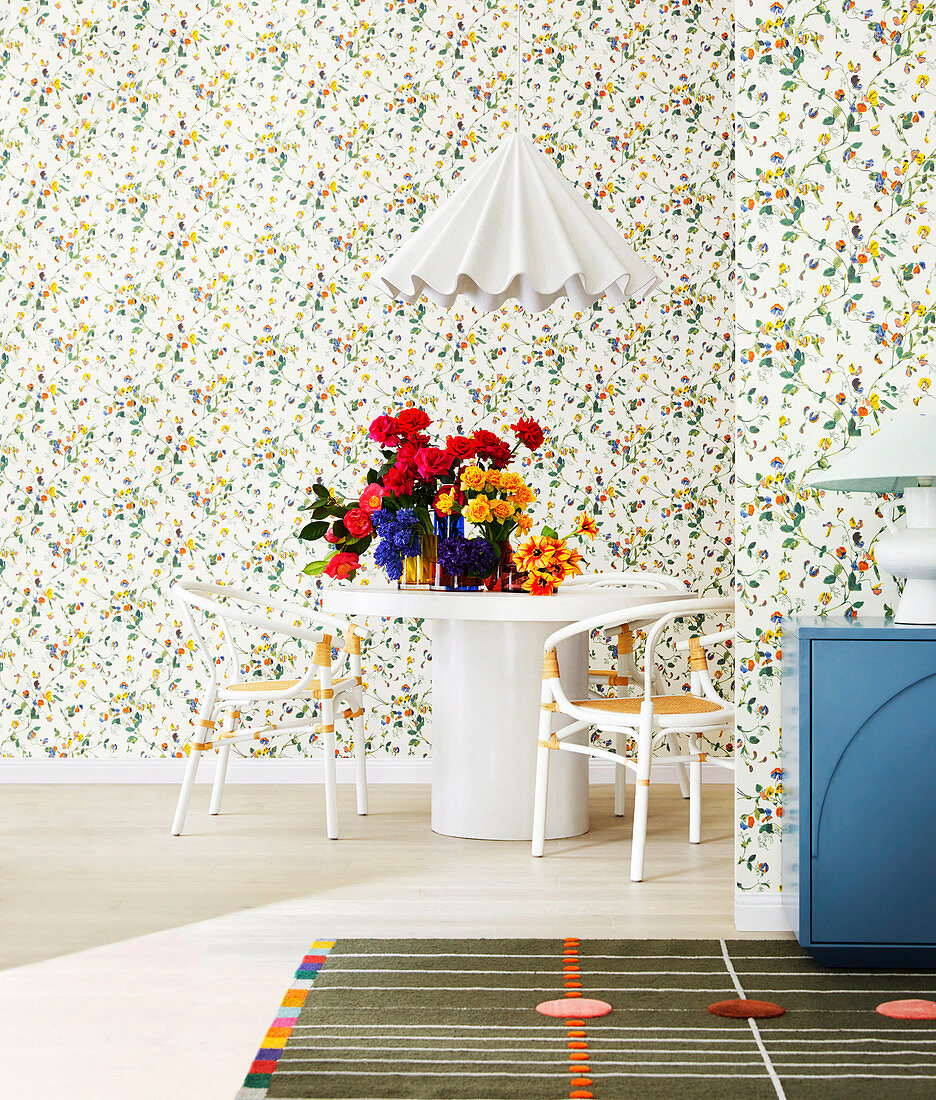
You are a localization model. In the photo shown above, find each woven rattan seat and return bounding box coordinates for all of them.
[570,694,723,715]
[226,678,301,692]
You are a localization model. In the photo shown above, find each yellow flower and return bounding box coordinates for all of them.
[484,469,502,491]
[515,513,533,534]
[460,465,487,491]
[499,471,522,492]
[490,499,513,521]
[512,483,535,507]
[435,491,456,516]
[464,496,493,524]
[574,513,599,540]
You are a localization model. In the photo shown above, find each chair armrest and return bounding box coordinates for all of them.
[544,596,733,652]
[675,627,735,652]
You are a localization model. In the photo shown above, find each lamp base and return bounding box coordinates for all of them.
[894,579,936,625]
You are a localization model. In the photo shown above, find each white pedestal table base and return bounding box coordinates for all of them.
[429,618,588,840]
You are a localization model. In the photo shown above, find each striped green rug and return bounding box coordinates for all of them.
[237,938,936,1100]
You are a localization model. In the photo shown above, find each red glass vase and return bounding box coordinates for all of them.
[484,541,527,592]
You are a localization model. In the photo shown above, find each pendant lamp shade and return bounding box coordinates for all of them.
[376,134,661,312]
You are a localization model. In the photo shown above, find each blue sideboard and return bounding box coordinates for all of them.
[782,617,936,967]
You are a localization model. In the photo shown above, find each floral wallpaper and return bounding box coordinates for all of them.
[0,0,732,764]
[736,0,936,892]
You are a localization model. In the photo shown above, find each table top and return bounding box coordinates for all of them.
[322,585,692,623]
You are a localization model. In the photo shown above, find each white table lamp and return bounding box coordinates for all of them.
[810,415,936,624]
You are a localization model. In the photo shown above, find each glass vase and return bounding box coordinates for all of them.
[484,540,527,592]
[434,516,480,591]
[399,532,438,589]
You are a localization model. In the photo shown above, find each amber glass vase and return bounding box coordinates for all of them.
[399,532,438,588]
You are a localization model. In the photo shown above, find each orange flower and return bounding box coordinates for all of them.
[464,495,492,523]
[575,513,598,540]
[490,499,514,521]
[513,536,559,574]
[512,483,535,507]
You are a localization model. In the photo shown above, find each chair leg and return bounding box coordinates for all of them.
[323,729,339,839]
[614,732,627,817]
[689,736,702,844]
[629,703,654,882]
[531,699,555,857]
[531,742,552,857]
[171,695,216,836]
[667,732,690,798]
[352,706,368,816]
[209,708,238,816]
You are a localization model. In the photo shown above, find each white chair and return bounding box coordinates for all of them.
[531,596,734,881]
[170,581,370,839]
[564,570,690,809]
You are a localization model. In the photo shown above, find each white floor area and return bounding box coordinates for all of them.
[0,783,777,1099]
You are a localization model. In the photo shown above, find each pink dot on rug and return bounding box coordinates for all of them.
[876,999,936,1020]
[536,998,612,1019]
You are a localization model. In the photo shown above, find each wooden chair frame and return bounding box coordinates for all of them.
[531,596,735,881]
[170,581,371,839]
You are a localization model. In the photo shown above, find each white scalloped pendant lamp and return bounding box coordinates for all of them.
[377,133,660,313]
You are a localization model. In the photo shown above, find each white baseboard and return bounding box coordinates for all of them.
[0,758,734,785]
[734,892,792,933]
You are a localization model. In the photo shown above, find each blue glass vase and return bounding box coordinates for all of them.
[434,515,480,591]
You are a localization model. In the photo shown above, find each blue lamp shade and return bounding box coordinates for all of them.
[809,415,936,493]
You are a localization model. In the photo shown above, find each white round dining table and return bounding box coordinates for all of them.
[322,586,688,841]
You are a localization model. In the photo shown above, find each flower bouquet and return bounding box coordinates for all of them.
[512,513,598,595]
[297,406,547,589]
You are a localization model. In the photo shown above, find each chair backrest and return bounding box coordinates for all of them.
[563,570,686,593]
[544,596,734,708]
[173,581,359,687]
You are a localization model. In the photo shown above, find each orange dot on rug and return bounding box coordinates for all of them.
[708,998,785,1019]
[876,999,936,1020]
[536,998,612,1018]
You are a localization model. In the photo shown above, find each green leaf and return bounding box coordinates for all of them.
[297,520,329,542]
[302,560,329,576]
[541,525,559,539]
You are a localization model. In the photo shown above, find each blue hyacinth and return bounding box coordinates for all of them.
[372,508,423,580]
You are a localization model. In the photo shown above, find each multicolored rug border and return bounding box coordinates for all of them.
[237,939,335,1099]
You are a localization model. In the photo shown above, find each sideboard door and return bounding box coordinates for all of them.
[810,640,936,945]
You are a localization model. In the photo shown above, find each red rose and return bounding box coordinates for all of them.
[445,434,476,463]
[344,508,374,538]
[395,441,419,472]
[369,415,402,448]
[358,483,386,515]
[382,465,414,496]
[395,407,431,439]
[472,429,512,469]
[324,525,342,544]
[415,446,454,480]
[510,416,545,451]
[324,551,360,580]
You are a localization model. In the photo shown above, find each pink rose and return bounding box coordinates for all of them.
[344,508,373,538]
[324,525,342,544]
[415,446,454,480]
[324,551,360,580]
[369,414,402,448]
[358,484,386,515]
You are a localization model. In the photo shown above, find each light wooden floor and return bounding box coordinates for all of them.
[1,781,775,970]
[0,783,788,1100]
